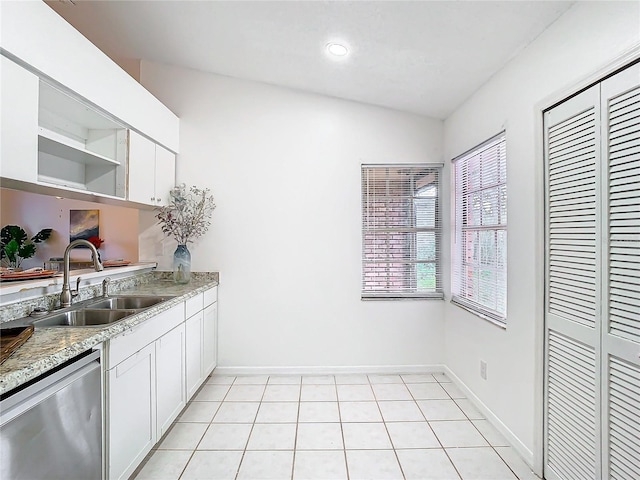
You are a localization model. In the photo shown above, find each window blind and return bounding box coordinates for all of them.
[361,164,443,299]
[452,132,507,322]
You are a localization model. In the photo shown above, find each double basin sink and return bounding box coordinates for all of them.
[29,295,175,328]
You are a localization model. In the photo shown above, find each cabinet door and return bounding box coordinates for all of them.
[108,343,156,480]
[185,312,203,399]
[0,55,38,183]
[156,324,186,438]
[154,144,176,206]
[127,130,156,205]
[203,302,218,377]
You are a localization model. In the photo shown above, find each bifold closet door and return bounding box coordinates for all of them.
[544,85,602,480]
[544,61,640,480]
[600,62,640,480]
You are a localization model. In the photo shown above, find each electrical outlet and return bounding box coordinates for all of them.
[480,360,487,380]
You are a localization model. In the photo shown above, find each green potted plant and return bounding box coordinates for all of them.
[0,225,53,269]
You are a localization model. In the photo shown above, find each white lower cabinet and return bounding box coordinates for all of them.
[107,343,156,480]
[185,287,219,398]
[106,304,183,480]
[156,324,186,438]
[203,302,218,376]
[105,287,218,479]
[185,311,203,399]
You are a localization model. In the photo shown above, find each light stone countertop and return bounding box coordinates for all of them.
[0,274,218,396]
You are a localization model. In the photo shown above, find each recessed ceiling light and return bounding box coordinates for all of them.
[326,43,348,57]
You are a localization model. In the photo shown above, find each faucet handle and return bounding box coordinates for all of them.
[102,277,111,297]
[72,277,81,299]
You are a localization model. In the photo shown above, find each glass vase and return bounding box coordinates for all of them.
[173,244,191,284]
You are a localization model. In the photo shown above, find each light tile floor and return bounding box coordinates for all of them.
[132,373,540,480]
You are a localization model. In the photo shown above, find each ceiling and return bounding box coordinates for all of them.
[47,0,574,119]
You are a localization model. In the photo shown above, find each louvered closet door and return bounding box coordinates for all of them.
[544,85,602,480]
[544,61,640,480]
[601,62,640,480]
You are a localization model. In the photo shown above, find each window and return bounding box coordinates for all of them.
[361,164,443,299]
[452,132,507,323]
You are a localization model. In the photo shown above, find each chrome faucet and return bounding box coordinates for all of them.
[60,239,104,308]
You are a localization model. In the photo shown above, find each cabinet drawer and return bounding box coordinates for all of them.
[204,286,218,307]
[185,293,203,319]
[108,303,184,369]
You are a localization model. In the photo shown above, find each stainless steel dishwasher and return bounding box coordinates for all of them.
[0,349,102,480]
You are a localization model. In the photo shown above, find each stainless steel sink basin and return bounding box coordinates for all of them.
[32,309,138,327]
[87,295,174,310]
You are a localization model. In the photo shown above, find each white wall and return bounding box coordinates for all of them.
[140,62,446,369]
[0,188,139,268]
[442,0,640,467]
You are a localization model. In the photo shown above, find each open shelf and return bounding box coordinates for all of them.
[38,127,121,167]
[35,80,128,199]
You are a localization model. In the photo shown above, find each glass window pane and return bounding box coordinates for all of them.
[452,132,506,320]
[479,269,497,310]
[415,198,436,228]
[497,230,506,269]
[468,157,481,190]
[496,273,507,315]
[417,263,436,291]
[468,193,482,226]
[361,164,442,297]
[416,232,436,261]
[480,230,496,267]
[500,185,507,224]
[481,187,499,226]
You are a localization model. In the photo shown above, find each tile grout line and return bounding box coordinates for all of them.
[411,373,464,480]
[379,374,409,480]
[233,376,267,480]
[289,378,303,480]
[334,376,351,480]
[176,374,232,480]
[435,373,519,480]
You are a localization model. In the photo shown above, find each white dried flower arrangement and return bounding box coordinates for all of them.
[156,184,216,245]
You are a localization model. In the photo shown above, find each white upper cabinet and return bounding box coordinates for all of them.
[0,1,179,153]
[127,131,156,205]
[0,56,38,184]
[154,144,176,206]
[37,82,128,198]
[128,131,176,206]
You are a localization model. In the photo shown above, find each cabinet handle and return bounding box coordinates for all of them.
[150,197,155,201]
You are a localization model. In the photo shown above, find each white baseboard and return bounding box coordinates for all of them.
[213,364,446,376]
[443,366,535,467]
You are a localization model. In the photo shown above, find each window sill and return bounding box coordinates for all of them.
[362,293,444,301]
[450,298,506,329]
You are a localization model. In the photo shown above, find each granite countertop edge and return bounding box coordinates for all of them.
[0,277,218,396]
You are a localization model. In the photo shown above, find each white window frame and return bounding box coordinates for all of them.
[452,132,507,324]
[361,164,443,300]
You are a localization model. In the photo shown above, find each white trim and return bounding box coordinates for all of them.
[538,45,640,114]
[361,162,445,168]
[532,91,546,479]
[213,364,446,376]
[443,365,535,468]
[450,297,506,329]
